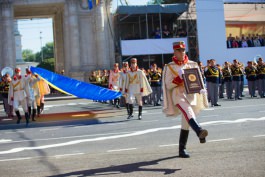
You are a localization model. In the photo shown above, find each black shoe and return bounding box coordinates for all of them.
[253,95,257,97]
[198,129,208,143]
[213,104,221,106]
[238,97,242,100]
[127,115,133,119]
[155,103,161,106]
[138,115,142,120]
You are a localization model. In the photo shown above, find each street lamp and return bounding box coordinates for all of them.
[40,31,44,62]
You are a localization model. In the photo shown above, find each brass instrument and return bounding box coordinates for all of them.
[1,67,13,77]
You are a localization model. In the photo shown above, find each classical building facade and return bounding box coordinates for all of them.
[0,0,115,81]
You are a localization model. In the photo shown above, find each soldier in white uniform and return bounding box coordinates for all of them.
[8,67,30,125]
[163,41,208,158]
[109,63,121,108]
[125,58,152,120]
[25,68,40,121]
[119,62,130,114]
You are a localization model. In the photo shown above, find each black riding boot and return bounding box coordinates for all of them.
[40,103,44,113]
[127,104,133,119]
[126,103,130,115]
[37,105,41,116]
[32,109,36,121]
[179,129,190,158]
[15,110,22,124]
[28,106,31,118]
[189,118,208,143]
[25,112,30,126]
[138,106,142,120]
[115,98,120,108]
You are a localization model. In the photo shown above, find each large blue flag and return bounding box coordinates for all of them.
[30,66,121,101]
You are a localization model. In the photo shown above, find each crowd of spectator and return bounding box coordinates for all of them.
[227,33,265,48]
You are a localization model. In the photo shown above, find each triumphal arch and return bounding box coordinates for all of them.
[0,0,115,81]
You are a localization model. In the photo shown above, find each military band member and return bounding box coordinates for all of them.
[0,72,13,118]
[231,59,243,100]
[222,61,233,99]
[8,67,30,125]
[89,71,98,84]
[101,69,109,89]
[245,61,257,98]
[204,59,221,106]
[125,58,152,120]
[119,62,130,114]
[109,63,121,108]
[256,58,265,98]
[163,41,208,158]
[149,63,162,106]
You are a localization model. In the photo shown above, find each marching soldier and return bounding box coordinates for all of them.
[125,58,152,120]
[8,67,30,126]
[149,63,162,106]
[0,71,13,118]
[109,63,121,108]
[222,61,233,99]
[119,62,130,114]
[163,41,208,158]
[25,68,40,121]
[245,61,257,98]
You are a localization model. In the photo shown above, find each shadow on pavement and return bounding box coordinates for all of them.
[48,155,181,176]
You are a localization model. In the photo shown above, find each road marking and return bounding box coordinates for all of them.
[106,123,127,126]
[208,138,234,142]
[253,134,265,138]
[141,120,159,123]
[0,117,264,155]
[5,131,25,134]
[1,118,13,121]
[0,157,32,162]
[54,153,84,158]
[0,139,12,143]
[159,144,178,147]
[40,128,60,132]
[107,148,137,153]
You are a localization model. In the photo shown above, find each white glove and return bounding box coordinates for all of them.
[200,89,207,94]
[178,68,184,79]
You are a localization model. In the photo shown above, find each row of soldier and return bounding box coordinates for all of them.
[201,57,265,107]
[0,67,50,126]
[88,61,163,109]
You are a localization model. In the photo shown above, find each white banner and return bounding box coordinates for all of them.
[121,38,188,56]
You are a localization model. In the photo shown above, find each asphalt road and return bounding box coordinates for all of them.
[0,96,264,177]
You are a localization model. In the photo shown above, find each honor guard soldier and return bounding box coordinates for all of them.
[163,41,208,158]
[256,58,265,98]
[25,68,40,121]
[109,63,121,108]
[125,58,152,120]
[119,62,130,114]
[8,67,30,126]
[149,63,162,106]
[222,61,233,99]
[245,61,257,98]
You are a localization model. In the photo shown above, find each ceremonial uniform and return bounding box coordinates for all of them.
[8,67,30,125]
[231,60,243,100]
[125,58,152,120]
[25,68,40,121]
[37,79,50,116]
[204,60,221,106]
[222,62,233,99]
[149,64,162,106]
[0,73,13,117]
[245,61,257,97]
[109,63,121,108]
[257,59,265,98]
[163,41,208,158]
[119,62,130,114]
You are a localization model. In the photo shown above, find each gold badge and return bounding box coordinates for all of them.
[188,74,196,82]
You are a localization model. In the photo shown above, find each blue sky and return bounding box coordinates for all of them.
[17,0,149,53]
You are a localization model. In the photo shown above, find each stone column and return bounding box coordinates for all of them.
[64,0,81,73]
[95,1,109,69]
[54,6,65,73]
[0,0,16,68]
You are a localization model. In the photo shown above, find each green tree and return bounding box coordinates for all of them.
[37,58,55,72]
[35,42,54,62]
[22,49,35,62]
